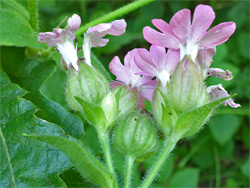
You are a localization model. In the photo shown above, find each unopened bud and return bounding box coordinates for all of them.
[100,92,117,125]
[66,63,110,111]
[113,112,158,160]
[170,56,210,112]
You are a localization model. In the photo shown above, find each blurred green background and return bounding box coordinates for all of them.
[16,0,250,187]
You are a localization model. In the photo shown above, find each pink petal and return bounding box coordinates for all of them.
[109,56,130,85]
[207,84,240,108]
[207,68,233,81]
[90,38,109,47]
[191,4,215,41]
[199,22,236,48]
[140,79,157,102]
[169,9,191,40]
[143,26,180,49]
[124,49,142,79]
[67,14,81,31]
[134,48,157,76]
[110,81,123,89]
[107,19,127,36]
[197,48,216,69]
[149,45,167,70]
[38,32,58,47]
[164,49,180,74]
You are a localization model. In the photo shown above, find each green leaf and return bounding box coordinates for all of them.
[241,158,250,179]
[208,114,241,145]
[175,96,231,138]
[0,70,71,187]
[169,168,200,188]
[75,97,106,128]
[1,47,84,138]
[25,135,114,188]
[0,0,45,48]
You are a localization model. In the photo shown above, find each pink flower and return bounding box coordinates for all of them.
[39,14,81,71]
[207,84,240,108]
[143,4,236,61]
[197,48,233,80]
[109,49,156,108]
[83,19,127,66]
[134,45,179,87]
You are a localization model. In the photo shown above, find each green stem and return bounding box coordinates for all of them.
[98,131,118,188]
[178,135,210,169]
[0,128,17,188]
[213,144,221,188]
[27,0,39,32]
[140,136,179,188]
[76,0,155,36]
[125,155,135,188]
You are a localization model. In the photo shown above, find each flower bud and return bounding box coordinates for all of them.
[113,112,158,160]
[100,92,117,125]
[170,56,210,112]
[112,85,137,119]
[66,63,110,111]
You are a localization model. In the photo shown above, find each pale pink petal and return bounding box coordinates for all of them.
[90,38,109,47]
[67,14,81,31]
[169,9,191,40]
[109,56,130,85]
[191,4,215,41]
[207,84,240,108]
[134,48,157,76]
[143,26,180,49]
[207,68,233,80]
[149,45,167,70]
[124,49,142,79]
[199,22,236,48]
[107,19,127,36]
[140,79,157,102]
[86,23,111,37]
[197,48,216,69]
[164,49,180,74]
[38,32,58,47]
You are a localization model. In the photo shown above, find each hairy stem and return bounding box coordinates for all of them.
[140,136,179,188]
[125,155,135,188]
[76,0,155,36]
[27,0,39,32]
[98,132,118,188]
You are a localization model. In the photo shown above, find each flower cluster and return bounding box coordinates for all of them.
[110,4,240,109]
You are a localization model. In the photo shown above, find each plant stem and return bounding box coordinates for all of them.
[140,136,179,188]
[27,0,39,32]
[98,132,118,188]
[76,0,155,36]
[213,145,221,188]
[125,155,135,188]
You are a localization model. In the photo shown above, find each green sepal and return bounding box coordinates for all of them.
[154,87,177,136]
[24,135,114,188]
[75,97,107,131]
[174,96,233,138]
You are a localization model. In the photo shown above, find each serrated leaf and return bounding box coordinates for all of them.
[0,0,45,48]
[0,70,70,187]
[1,47,84,138]
[169,168,200,187]
[25,135,115,187]
[208,115,241,145]
[75,97,106,127]
[175,96,231,138]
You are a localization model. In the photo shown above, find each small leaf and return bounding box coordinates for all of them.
[208,114,241,145]
[0,70,70,187]
[0,0,45,48]
[75,97,106,128]
[175,96,231,137]
[169,168,200,187]
[25,135,115,187]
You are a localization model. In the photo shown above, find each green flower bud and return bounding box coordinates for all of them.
[100,92,117,125]
[170,56,210,112]
[112,86,137,119]
[66,63,110,111]
[113,112,158,160]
